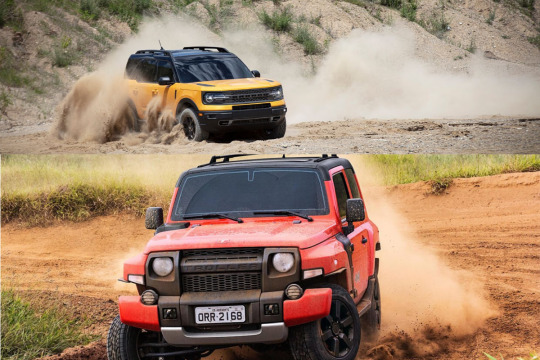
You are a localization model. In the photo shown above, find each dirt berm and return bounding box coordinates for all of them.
[2,172,539,359]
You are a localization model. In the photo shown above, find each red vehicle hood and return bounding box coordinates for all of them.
[143,219,339,254]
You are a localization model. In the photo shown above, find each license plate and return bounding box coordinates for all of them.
[195,305,245,324]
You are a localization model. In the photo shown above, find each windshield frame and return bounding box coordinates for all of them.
[173,54,254,83]
[170,168,330,221]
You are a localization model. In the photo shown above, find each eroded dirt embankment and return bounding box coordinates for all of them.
[2,172,539,360]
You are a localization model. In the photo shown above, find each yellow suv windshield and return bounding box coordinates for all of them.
[173,54,253,83]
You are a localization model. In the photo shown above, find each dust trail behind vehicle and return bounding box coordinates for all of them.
[53,15,540,143]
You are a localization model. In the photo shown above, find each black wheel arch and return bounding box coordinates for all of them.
[175,98,199,116]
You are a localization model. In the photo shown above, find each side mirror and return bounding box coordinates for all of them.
[251,70,260,78]
[158,76,172,85]
[346,199,365,223]
[145,207,164,230]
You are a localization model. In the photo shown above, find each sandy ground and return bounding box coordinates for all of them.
[2,172,539,359]
[1,117,539,154]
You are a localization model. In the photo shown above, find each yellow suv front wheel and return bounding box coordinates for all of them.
[177,108,209,142]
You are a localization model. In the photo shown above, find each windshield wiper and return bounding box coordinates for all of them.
[183,213,243,223]
[253,210,313,222]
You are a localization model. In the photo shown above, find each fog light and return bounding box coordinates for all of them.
[141,290,158,305]
[264,303,279,315]
[285,284,303,300]
[163,308,177,319]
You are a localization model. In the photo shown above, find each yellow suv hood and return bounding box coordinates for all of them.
[195,78,281,91]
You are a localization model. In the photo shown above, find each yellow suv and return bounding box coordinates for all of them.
[124,46,287,141]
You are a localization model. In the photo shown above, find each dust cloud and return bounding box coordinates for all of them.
[352,158,497,356]
[54,14,540,142]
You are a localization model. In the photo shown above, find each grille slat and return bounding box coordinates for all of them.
[182,273,261,292]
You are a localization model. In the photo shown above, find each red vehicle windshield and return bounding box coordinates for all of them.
[171,168,329,220]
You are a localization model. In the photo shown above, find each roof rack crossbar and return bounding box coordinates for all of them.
[198,154,254,167]
[135,50,171,56]
[314,154,338,162]
[183,46,230,53]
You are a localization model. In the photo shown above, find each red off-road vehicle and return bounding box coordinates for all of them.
[107,155,381,360]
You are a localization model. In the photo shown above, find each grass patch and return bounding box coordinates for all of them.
[0,89,12,115]
[400,0,417,21]
[528,34,540,50]
[1,289,96,360]
[365,154,540,186]
[2,183,157,225]
[486,9,496,25]
[465,38,477,53]
[0,47,33,87]
[293,25,322,55]
[259,7,294,32]
[485,352,538,360]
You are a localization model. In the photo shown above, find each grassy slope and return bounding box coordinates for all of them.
[1,289,96,360]
[2,154,539,225]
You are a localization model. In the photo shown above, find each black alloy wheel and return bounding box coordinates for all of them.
[320,298,356,357]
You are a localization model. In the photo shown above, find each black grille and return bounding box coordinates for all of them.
[182,273,261,292]
[217,87,280,104]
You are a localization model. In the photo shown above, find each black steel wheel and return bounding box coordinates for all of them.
[177,108,208,142]
[289,285,361,360]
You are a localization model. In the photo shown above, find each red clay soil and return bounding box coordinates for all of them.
[2,172,539,360]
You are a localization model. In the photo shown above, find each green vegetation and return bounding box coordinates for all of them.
[293,25,322,55]
[365,154,540,186]
[0,47,32,88]
[484,352,538,360]
[486,9,496,25]
[0,90,12,116]
[528,34,540,50]
[466,38,477,53]
[1,289,96,360]
[400,0,417,21]
[259,7,294,32]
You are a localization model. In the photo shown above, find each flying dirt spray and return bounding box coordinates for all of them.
[53,14,540,143]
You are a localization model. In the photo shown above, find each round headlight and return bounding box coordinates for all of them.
[204,93,214,103]
[152,257,174,277]
[272,253,294,273]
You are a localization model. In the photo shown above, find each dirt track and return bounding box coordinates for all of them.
[2,172,539,359]
[1,117,539,154]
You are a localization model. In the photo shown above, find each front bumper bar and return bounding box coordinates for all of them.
[161,322,288,346]
[199,105,286,133]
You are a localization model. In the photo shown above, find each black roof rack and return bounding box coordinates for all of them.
[198,154,254,167]
[198,154,339,168]
[183,46,230,53]
[314,154,338,162]
[135,50,171,56]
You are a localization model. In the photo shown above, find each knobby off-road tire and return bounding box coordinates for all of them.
[178,108,209,142]
[362,274,381,341]
[263,118,286,139]
[107,315,142,360]
[289,284,361,360]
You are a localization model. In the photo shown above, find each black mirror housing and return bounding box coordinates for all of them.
[251,70,260,78]
[145,207,164,229]
[346,199,365,223]
[158,76,172,85]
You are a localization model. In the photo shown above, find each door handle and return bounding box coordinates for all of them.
[361,237,368,244]
[152,89,159,95]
